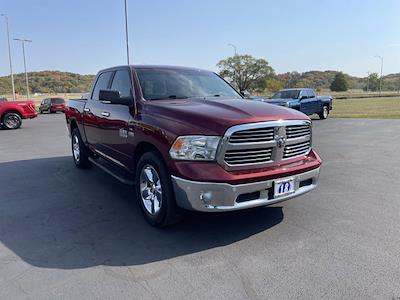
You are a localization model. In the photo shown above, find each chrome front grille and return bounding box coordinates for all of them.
[218,120,312,170]
[229,127,275,144]
[224,148,273,165]
[286,125,311,139]
[283,141,311,159]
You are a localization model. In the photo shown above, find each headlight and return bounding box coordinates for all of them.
[169,136,221,161]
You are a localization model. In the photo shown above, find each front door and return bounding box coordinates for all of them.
[299,90,314,115]
[96,69,135,168]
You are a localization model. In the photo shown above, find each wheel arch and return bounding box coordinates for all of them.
[69,118,78,133]
[1,110,22,122]
[133,142,165,171]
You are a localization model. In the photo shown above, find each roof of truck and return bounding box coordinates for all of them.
[99,65,211,73]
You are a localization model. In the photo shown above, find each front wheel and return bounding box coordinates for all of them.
[2,113,22,129]
[71,128,91,168]
[319,106,329,119]
[135,152,181,227]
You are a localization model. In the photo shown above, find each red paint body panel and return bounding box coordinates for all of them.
[65,65,322,184]
[0,100,37,119]
[170,149,321,184]
[51,103,66,112]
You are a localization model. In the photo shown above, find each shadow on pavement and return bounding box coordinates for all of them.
[0,156,283,269]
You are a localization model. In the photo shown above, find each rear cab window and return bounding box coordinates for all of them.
[51,98,65,104]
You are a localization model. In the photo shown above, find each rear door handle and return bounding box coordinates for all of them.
[83,107,91,113]
[101,112,110,117]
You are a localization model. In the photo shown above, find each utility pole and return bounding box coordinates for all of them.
[124,0,130,65]
[366,71,370,92]
[1,14,16,101]
[375,55,384,96]
[227,43,237,56]
[14,38,32,99]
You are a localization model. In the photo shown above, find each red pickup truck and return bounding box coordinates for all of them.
[65,65,321,227]
[0,99,37,129]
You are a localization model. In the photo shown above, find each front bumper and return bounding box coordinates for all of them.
[51,107,65,112]
[23,112,38,119]
[171,167,320,212]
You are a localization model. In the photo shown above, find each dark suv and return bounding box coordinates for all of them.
[39,98,66,114]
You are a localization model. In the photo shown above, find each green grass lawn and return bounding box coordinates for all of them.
[331,97,400,119]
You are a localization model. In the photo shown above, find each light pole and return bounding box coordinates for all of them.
[227,43,237,56]
[1,14,16,101]
[366,71,370,92]
[14,38,32,99]
[375,55,383,96]
[124,0,130,65]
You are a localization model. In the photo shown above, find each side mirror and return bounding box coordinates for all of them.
[300,95,308,100]
[99,89,132,106]
[240,90,251,98]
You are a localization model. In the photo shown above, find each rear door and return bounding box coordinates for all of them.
[83,71,113,147]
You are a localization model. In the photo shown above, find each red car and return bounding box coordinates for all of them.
[39,98,66,113]
[0,99,37,129]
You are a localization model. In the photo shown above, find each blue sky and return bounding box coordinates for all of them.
[1,0,399,77]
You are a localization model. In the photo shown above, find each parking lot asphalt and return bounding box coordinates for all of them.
[1,114,400,299]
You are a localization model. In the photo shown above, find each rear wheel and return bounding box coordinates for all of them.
[135,152,181,227]
[2,113,22,129]
[71,128,91,168]
[319,106,329,119]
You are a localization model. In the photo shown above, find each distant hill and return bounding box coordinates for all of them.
[0,71,95,95]
[277,70,400,91]
[0,70,399,95]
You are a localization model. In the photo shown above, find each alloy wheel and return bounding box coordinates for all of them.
[140,165,162,215]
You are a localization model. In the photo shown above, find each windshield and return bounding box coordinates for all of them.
[271,90,300,99]
[135,68,242,100]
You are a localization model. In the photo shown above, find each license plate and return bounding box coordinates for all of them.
[274,178,296,197]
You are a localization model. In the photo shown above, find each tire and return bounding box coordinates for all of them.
[319,106,329,119]
[2,112,22,129]
[135,151,181,227]
[71,128,91,168]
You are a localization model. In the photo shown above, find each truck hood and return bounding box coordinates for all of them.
[144,98,308,136]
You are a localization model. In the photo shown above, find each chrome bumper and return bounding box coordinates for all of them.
[171,167,320,212]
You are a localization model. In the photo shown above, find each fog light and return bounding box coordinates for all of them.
[200,191,212,203]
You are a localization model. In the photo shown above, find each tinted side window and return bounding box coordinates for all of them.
[92,72,113,100]
[307,90,316,98]
[299,90,308,99]
[110,70,132,99]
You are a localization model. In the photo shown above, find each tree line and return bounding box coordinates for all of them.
[217,55,400,93]
[0,71,95,95]
[1,55,399,95]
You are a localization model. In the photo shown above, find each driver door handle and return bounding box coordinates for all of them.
[101,112,110,117]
